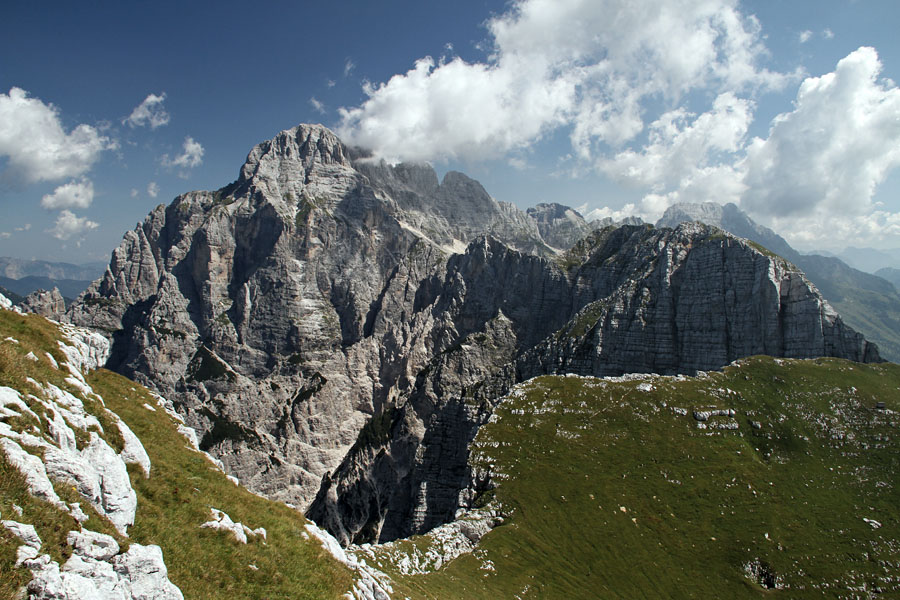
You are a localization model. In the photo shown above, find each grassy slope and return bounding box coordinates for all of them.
[0,309,353,599]
[379,356,900,599]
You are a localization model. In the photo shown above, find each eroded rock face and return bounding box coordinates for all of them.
[66,124,880,546]
[66,125,555,507]
[307,223,879,545]
[18,288,66,320]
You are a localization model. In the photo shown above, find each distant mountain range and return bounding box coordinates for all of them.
[833,246,900,273]
[0,275,95,302]
[657,202,900,362]
[0,257,106,280]
[0,257,105,303]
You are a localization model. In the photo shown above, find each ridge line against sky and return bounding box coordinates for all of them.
[1,0,899,262]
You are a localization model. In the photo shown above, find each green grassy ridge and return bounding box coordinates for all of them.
[381,356,900,599]
[0,309,354,599]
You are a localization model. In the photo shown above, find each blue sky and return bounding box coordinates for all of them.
[2,0,900,263]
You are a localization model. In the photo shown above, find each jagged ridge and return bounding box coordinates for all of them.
[64,124,880,549]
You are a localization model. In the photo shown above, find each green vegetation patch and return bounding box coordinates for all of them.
[385,356,900,599]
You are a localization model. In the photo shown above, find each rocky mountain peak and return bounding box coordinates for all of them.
[66,123,882,543]
[526,202,590,249]
[657,201,796,260]
[235,123,358,216]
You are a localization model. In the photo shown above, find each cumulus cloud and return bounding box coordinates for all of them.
[799,30,813,44]
[147,181,159,198]
[162,136,204,170]
[47,209,98,241]
[338,0,786,163]
[310,97,326,114]
[123,93,170,129]
[599,92,752,195]
[581,47,900,247]
[741,47,900,219]
[40,177,94,210]
[0,87,112,183]
[344,59,355,77]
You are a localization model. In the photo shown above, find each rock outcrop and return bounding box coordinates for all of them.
[18,287,66,320]
[66,124,881,548]
[9,526,183,600]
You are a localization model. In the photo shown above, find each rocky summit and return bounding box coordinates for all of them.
[66,124,879,548]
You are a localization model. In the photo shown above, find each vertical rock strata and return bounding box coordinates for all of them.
[67,124,879,546]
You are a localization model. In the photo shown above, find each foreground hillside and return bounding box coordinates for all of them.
[0,304,379,599]
[359,357,900,598]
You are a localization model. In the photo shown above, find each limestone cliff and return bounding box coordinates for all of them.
[67,124,880,547]
[307,223,878,545]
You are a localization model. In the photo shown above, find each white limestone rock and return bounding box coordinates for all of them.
[0,437,65,508]
[305,522,393,600]
[81,434,137,535]
[67,529,120,561]
[111,544,183,600]
[2,519,43,566]
[111,412,151,478]
[200,508,265,544]
[24,536,183,600]
[58,323,111,374]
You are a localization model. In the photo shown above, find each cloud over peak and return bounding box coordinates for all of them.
[742,47,900,219]
[0,87,112,183]
[162,136,204,170]
[47,209,98,241]
[40,177,95,210]
[337,0,785,163]
[124,93,170,129]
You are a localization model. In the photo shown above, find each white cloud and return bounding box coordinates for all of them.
[40,177,94,210]
[338,0,786,163]
[130,188,139,198]
[741,47,900,220]
[123,93,170,129]
[162,136,204,170]
[799,30,813,44]
[344,58,355,77]
[0,232,10,239]
[599,93,752,194]
[310,97,326,114]
[582,47,900,248]
[823,28,834,40]
[0,87,112,183]
[47,209,98,241]
[147,181,159,198]
[14,224,30,232]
